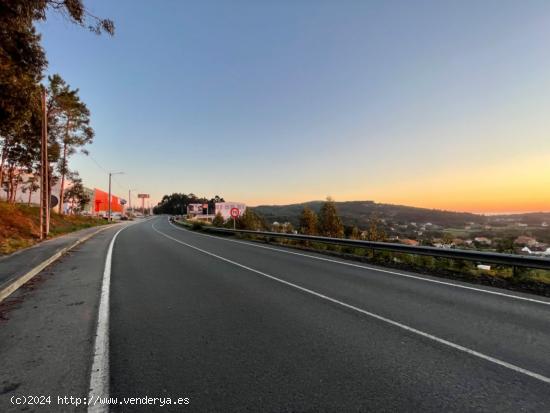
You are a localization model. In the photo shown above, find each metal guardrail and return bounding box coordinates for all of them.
[203,227,550,270]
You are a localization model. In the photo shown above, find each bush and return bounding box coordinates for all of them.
[212,212,225,227]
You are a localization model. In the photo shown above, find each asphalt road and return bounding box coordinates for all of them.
[106,216,550,412]
[0,224,125,413]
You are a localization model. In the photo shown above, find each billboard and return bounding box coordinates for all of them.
[215,202,246,220]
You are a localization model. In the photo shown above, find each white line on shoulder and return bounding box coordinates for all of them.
[88,222,136,413]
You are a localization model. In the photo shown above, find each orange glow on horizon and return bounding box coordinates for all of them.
[244,154,550,214]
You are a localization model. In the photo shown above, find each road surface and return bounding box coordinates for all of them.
[109,216,550,411]
[1,215,550,412]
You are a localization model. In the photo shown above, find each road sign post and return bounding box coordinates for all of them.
[230,207,240,230]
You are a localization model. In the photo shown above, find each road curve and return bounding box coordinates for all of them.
[108,216,550,412]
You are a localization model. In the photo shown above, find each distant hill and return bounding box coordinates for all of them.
[252,200,550,229]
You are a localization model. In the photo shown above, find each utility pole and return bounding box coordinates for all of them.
[40,87,49,239]
[108,171,123,222]
[108,173,112,222]
[128,188,137,214]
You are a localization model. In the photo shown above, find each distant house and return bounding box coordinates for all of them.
[514,236,537,247]
[271,221,293,233]
[452,238,465,247]
[400,238,419,246]
[474,237,492,245]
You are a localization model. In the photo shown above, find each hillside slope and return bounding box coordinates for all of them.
[0,202,107,255]
[252,200,550,228]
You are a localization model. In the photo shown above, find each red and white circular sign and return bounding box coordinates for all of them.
[230,207,240,218]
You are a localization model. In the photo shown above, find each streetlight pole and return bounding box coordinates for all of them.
[128,188,137,214]
[108,171,124,222]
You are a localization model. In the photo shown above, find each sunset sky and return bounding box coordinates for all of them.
[38,0,550,213]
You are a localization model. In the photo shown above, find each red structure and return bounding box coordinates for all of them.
[94,188,122,214]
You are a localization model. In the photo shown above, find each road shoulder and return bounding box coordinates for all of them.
[0,224,116,303]
[0,225,121,412]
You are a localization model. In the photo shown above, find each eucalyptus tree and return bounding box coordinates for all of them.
[1,0,113,206]
[47,74,94,213]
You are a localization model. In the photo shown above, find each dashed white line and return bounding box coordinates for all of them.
[152,222,550,385]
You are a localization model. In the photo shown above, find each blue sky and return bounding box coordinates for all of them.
[37,0,550,212]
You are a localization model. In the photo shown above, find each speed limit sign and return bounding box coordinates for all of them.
[230,207,240,218]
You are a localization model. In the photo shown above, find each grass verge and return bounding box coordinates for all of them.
[0,201,109,255]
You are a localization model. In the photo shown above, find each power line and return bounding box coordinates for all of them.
[87,154,127,193]
[88,154,108,173]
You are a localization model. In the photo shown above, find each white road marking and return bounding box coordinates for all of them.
[152,222,550,385]
[87,226,127,413]
[167,220,550,307]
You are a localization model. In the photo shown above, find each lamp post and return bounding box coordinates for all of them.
[128,188,137,214]
[108,171,124,222]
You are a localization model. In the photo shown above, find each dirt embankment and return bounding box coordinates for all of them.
[0,202,107,255]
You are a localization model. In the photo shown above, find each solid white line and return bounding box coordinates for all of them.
[87,226,126,413]
[167,220,550,307]
[152,222,550,385]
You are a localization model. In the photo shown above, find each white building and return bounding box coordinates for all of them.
[0,171,74,212]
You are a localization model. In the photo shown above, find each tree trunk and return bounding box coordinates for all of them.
[28,186,32,205]
[58,118,70,214]
[58,143,67,214]
[0,146,6,192]
[6,166,14,203]
[12,174,20,203]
